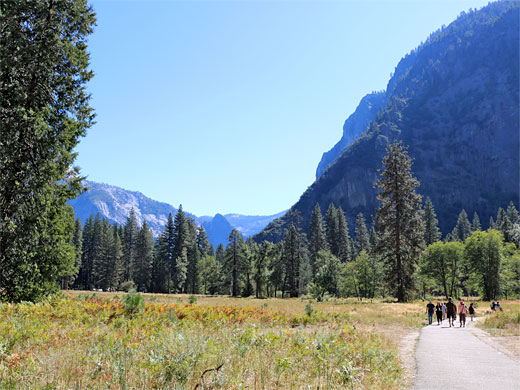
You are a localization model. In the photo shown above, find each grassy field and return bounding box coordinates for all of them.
[1,292,518,389]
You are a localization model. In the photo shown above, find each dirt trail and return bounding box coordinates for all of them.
[414,317,520,390]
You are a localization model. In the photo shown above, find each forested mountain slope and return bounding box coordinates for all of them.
[257,1,519,242]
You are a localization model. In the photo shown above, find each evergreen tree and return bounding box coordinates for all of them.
[61,218,83,289]
[122,208,139,283]
[0,0,96,302]
[268,243,285,297]
[423,197,441,245]
[489,216,496,230]
[152,213,174,293]
[355,213,371,254]
[254,241,275,298]
[452,210,472,241]
[325,204,339,257]
[375,141,425,302]
[224,229,247,297]
[172,206,189,292]
[215,243,226,294]
[507,201,519,225]
[472,212,482,232]
[134,220,154,292]
[76,215,93,289]
[111,225,123,289]
[196,225,211,257]
[336,207,351,262]
[92,220,120,291]
[282,225,304,297]
[309,204,328,275]
[185,219,200,294]
[496,207,513,242]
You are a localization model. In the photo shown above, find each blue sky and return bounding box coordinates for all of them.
[77,0,491,217]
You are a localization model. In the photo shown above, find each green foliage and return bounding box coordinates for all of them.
[451,209,472,241]
[355,213,371,255]
[312,250,341,300]
[309,204,328,277]
[122,289,144,316]
[419,241,464,298]
[188,294,197,304]
[375,141,425,302]
[0,0,96,302]
[423,197,441,245]
[464,229,503,301]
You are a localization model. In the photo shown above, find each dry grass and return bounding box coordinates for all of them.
[0,292,431,389]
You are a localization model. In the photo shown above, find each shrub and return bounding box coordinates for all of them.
[188,294,197,304]
[123,289,144,316]
[120,280,136,292]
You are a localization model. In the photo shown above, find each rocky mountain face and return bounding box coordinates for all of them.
[256,2,519,242]
[69,180,282,246]
[69,181,180,236]
[202,214,235,249]
[315,91,386,179]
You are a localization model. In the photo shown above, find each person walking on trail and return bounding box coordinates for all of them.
[435,302,443,325]
[442,302,447,320]
[426,300,435,325]
[468,303,476,321]
[446,298,457,327]
[458,301,467,328]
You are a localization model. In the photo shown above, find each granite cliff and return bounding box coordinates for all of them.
[257,2,520,242]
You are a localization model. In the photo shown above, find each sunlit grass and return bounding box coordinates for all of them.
[0,292,425,389]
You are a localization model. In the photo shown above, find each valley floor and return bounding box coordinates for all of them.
[0,292,518,389]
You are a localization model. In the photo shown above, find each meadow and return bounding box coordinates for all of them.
[0,292,518,389]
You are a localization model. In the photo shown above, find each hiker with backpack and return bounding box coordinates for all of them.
[446,298,457,327]
[468,303,476,321]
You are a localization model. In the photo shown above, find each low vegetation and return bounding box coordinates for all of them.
[0,292,430,389]
[477,300,520,336]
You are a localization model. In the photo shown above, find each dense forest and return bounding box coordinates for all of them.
[69,143,520,302]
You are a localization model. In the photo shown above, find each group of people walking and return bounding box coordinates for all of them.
[426,298,475,328]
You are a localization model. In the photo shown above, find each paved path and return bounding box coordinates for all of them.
[414,317,520,390]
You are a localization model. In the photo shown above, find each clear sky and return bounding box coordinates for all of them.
[77,0,491,217]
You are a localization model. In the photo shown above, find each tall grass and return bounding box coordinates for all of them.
[0,294,412,389]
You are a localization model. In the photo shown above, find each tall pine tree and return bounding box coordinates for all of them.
[309,204,328,275]
[224,229,247,297]
[122,208,139,284]
[134,220,154,292]
[375,141,425,302]
[451,210,472,241]
[423,197,441,245]
[472,212,482,232]
[325,204,339,257]
[172,206,189,292]
[336,207,352,262]
[355,213,371,254]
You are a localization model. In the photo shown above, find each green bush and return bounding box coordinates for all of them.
[123,289,144,316]
[188,294,197,304]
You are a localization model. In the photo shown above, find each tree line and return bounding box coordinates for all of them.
[67,142,520,302]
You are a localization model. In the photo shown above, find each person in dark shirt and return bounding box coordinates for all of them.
[435,302,443,325]
[468,303,476,321]
[446,297,457,327]
[426,300,435,325]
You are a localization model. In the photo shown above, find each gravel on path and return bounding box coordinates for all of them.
[414,317,520,390]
